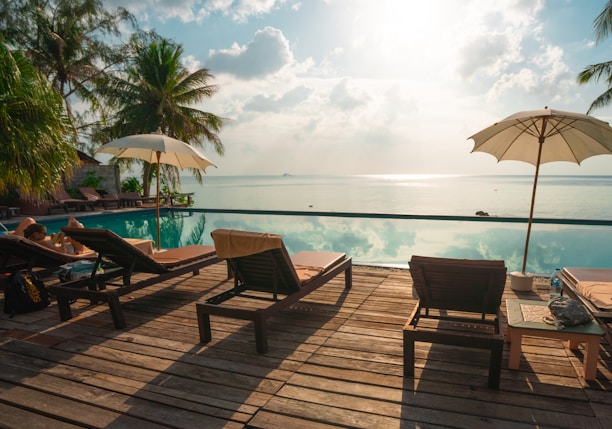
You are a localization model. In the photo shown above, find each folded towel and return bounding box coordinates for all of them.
[294,265,325,284]
[212,229,282,258]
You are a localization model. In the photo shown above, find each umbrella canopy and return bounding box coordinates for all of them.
[96,132,216,171]
[468,107,612,273]
[96,130,216,250]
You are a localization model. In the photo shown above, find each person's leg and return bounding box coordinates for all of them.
[13,217,35,236]
[66,217,85,252]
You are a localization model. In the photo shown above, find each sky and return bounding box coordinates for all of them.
[103,0,612,177]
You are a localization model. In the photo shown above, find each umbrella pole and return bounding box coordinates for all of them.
[155,152,161,251]
[521,138,545,273]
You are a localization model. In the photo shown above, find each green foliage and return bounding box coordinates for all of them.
[121,177,143,193]
[0,41,78,199]
[80,170,102,188]
[67,188,81,199]
[0,0,135,131]
[577,1,612,113]
[93,32,225,196]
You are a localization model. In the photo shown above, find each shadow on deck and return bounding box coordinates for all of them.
[0,264,610,428]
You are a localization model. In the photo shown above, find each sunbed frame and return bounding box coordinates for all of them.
[196,229,352,354]
[0,234,90,275]
[48,227,222,328]
[560,267,612,343]
[404,255,507,389]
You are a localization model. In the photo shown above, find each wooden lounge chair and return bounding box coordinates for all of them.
[78,187,121,209]
[0,234,92,275]
[48,227,222,328]
[118,192,157,208]
[404,255,507,389]
[51,189,95,212]
[560,267,612,343]
[196,228,352,354]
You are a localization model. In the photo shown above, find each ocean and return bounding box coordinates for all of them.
[182,174,612,220]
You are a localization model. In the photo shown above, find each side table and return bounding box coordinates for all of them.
[506,298,603,380]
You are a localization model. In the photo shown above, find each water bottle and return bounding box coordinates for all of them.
[549,268,562,301]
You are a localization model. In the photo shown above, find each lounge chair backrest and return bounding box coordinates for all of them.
[52,189,72,201]
[62,227,168,274]
[79,187,100,201]
[211,228,301,295]
[409,255,506,316]
[0,234,81,271]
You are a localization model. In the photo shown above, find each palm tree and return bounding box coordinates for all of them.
[95,32,225,196]
[0,0,135,140]
[0,40,79,199]
[577,0,612,113]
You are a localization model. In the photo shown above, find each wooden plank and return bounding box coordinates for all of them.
[0,380,171,429]
[0,402,83,429]
[0,267,610,429]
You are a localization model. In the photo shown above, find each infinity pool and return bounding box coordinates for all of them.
[7,208,612,273]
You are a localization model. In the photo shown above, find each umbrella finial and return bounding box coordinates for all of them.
[153,127,163,135]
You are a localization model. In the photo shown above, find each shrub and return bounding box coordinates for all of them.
[121,177,143,193]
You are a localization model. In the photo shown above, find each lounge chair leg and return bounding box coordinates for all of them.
[488,341,503,389]
[108,294,126,329]
[345,265,353,289]
[254,316,268,354]
[56,296,73,321]
[403,333,415,376]
[196,305,212,343]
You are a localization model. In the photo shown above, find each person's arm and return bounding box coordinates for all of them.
[45,231,67,253]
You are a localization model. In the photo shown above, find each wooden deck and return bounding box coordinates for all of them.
[1,263,610,428]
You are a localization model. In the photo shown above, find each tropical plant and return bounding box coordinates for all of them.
[0,40,78,199]
[577,0,612,112]
[0,0,135,139]
[121,177,143,194]
[93,32,225,196]
[80,170,101,188]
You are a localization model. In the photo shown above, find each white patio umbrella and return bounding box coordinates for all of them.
[468,107,612,275]
[96,129,216,250]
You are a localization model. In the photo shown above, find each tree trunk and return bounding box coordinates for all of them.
[142,162,153,197]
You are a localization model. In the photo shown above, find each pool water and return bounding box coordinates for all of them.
[18,209,210,250]
[5,208,612,273]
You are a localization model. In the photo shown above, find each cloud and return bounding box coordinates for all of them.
[245,85,313,112]
[457,32,523,79]
[329,78,370,111]
[205,27,293,79]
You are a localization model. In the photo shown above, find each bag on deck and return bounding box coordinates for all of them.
[544,296,593,329]
[57,260,103,283]
[3,270,50,316]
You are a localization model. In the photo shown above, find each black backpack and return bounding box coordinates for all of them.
[3,270,50,317]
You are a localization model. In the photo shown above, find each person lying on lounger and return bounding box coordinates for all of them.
[24,223,67,253]
[12,216,86,254]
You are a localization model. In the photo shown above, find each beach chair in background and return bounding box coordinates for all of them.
[118,192,157,208]
[51,189,95,212]
[197,228,352,354]
[78,187,121,209]
[404,255,507,389]
[49,227,222,328]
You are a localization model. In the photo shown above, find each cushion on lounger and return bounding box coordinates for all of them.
[576,281,612,310]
